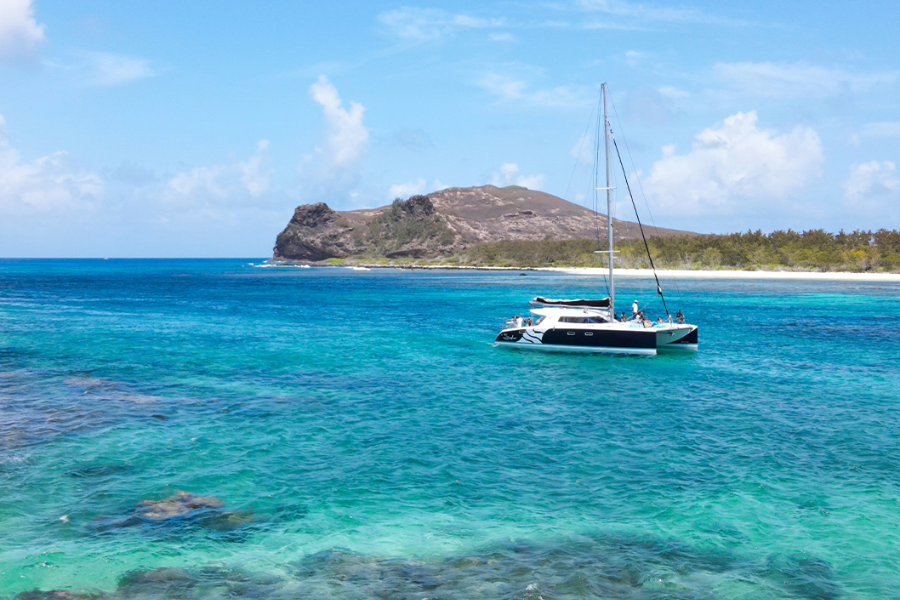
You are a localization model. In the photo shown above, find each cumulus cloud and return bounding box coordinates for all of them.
[644,111,823,217]
[843,161,899,218]
[0,0,45,62]
[0,114,103,213]
[164,141,272,206]
[491,163,546,190]
[303,75,368,193]
[379,7,505,40]
[388,178,447,199]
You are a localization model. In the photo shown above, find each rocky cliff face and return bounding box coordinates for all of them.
[272,185,689,261]
[274,195,461,260]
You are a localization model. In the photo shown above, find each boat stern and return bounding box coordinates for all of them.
[657,324,698,348]
[495,328,525,343]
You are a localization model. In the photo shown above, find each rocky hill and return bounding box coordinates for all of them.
[272,185,691,261]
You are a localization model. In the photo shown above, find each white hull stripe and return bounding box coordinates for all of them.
[522,332,542,344]
[494,341,656,356]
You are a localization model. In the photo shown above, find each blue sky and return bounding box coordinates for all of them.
[0,0,898,257]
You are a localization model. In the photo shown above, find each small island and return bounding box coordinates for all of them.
[272,185,900,273]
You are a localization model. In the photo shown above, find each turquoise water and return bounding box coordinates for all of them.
[1,260,898,599]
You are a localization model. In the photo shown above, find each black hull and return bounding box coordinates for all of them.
[666,326,698,345]
[495,327,656,351]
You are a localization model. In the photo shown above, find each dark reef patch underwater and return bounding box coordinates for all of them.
[14,533,843,599]
[1,259,899,598]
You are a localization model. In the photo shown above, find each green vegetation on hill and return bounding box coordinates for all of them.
[354,197,458,258]
[451,229,900,272]
[457,239,599,267]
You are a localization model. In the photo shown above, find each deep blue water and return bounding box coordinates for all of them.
[0,259,898,599]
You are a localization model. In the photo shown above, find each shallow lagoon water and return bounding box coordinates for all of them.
[0,259,898,599]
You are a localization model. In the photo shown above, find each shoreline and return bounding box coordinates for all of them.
[262,260,900,282]
[547,267,900,282]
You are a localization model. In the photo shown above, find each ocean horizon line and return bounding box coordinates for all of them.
[4,257,900,281]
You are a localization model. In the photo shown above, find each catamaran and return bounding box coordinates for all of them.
[494,83,698,355]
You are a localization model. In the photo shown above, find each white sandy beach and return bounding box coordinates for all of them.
[392,264,900,282]
[264,261,900,282]
[548,267,900,282]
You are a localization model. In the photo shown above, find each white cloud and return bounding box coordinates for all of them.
[491,163,546,190]
[713,62,898,100]
[476,73,590,108]
[165,141,272,206]
[658,85,689,99]
[379,7,505,40]
[388,178,447,199]
[489,32,515,42]
[379,3,742,42]
[644,111,823,217]
[0,0,45,61]
[576,0,746,26]
[843,161,900,216]
[70,50,158,86]
[860,122,900,138]
[309,75,369,175]
[0,114,103,213]
[46,50,158,87]
[293,76,371,207]
[477,73,525,100]
[624,50,642,66]
[582,20,643,31]
[240,140,271,197]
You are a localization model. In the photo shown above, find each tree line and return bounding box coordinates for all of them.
[451,229,900,272]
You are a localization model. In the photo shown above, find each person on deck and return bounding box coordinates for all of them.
[676,309,685,324]
[631,300,639,319]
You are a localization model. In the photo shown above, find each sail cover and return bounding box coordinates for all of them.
[531,296,610,308]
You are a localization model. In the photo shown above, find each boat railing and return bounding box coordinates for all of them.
[504,317,531,329]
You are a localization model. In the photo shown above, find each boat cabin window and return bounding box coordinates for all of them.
[558,316,607,324]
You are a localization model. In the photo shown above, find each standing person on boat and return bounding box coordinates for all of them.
[632,300,639,320]
[676,309,685,324]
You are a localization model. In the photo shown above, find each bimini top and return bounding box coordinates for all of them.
[530,296,610,308]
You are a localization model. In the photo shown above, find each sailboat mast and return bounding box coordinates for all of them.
[603,83,615,321]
